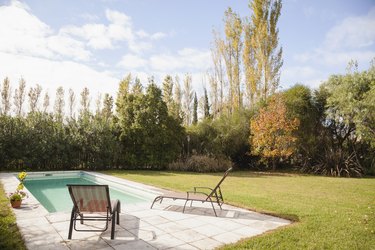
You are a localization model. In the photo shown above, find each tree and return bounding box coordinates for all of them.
[314,63,375,176]
[116,83,184,168]
[162,75,174,109]
[116,74,131,114]
[203,87,210,118]
[250,94,299,170]
[172,76,183,122]
[210,30,226,116]
[28,84,42,113]
[14,78,26,117]
[43,92,50,113]
[282,84,319,167]
[80,87,91,118]
[222,7,243,111]
[193,92,198,124]
[68,88,76,119]
[54,87,65,122]
[95,93,102,117]
[102,93,113,122]
[244,0,283,102]
[1,77,12,116]
[183,73,194,125]
[132,77,143,95]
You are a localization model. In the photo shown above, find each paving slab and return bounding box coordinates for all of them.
[0,171,291,250]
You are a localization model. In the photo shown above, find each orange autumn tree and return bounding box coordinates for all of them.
[250,94,300,170]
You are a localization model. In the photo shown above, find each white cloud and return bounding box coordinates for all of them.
[105,9,131,26]
[0,1,91,61]
[0,51,119,100]
[150,48,211,72]
[295,48,375,67]
[281,66,324,89]
[150,32,167,40]
[117,54,147,69]
[294,7,375,71]
[324,7,375,50]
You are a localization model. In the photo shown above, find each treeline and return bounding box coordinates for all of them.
[0,62,374,176]
[0,75,186,170]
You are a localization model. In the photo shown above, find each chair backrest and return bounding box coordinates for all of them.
[67,185,111,213]
[208,167,233,198]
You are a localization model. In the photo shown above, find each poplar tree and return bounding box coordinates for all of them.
[14,78,26,117]
[116,74,131,114]
[183,73,194,126]
[203,87,210,118]
[193,92,198,124]
[43,92,50,113]
[102,93,113,122]
[80,87,90,118]
[68,88,76,119]
[223,7,243,111]
[28,84,42,113]
[211,30,226,115]
[54,86,65,122]
[95,93,102,117]
[244,0,283,102]
[173,76,183,122]
[132,77,143,95]
[1,77,11,116]
[162,75,174,110]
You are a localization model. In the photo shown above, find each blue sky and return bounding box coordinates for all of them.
[0,0,374,105]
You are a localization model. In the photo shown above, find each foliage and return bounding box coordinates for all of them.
[8,171,28,202]
[250,94,299,170]
[307,66,375,177]
[244,0,283,104]
[282,84,320,168]
[223,7,243,110]
[0,184,27,250]
[105,170,375,250]
[187,109,252,167]
[116,83,185,169]
[168,155,232,172]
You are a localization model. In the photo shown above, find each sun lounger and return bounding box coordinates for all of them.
[67,184,121,239]
[151,167,232,216]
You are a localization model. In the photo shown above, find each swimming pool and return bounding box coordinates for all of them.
[24,171,156,213]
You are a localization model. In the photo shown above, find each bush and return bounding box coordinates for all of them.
[168,155,232,172]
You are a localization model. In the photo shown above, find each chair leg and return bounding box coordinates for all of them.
[116,202,120,225]
[210,201,217,217]
[151,196,161,209]
[68,208,75,239]
[183,199,189,213]
[111,212,116,239]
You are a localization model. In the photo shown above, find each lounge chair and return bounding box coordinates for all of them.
[67,184,121,240]
[151,167,232,216]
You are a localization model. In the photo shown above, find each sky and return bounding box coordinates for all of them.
[0,0,375,106]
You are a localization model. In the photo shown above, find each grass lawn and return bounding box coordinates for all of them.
[0,183,26,250]
[104,170,375,249]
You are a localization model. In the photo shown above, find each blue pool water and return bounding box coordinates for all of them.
[24,175,149,212]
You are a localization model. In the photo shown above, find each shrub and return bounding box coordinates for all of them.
[168,155,232,172]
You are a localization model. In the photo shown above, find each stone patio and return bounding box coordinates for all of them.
[0,172,290,250]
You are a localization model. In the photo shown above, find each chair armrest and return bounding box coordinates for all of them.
[187,191,210,198]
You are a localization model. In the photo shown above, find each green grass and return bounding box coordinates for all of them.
[103,170,375,249]
[0,183,26,250]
